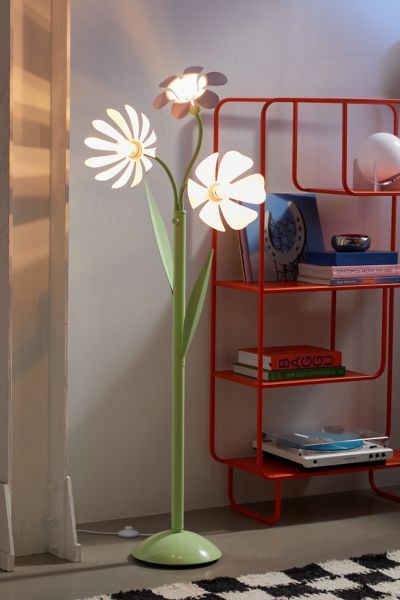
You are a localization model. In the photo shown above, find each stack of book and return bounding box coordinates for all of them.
[297,250,400,286]
[233,345,345,382]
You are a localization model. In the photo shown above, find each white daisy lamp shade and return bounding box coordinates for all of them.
[187,151,266,231]
[154,66,227,119]
[357,132,400,187]
[84,105,157,188]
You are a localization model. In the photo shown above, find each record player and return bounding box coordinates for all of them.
[252,425,393,469]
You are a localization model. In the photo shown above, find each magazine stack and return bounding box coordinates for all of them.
[297,250,400,286]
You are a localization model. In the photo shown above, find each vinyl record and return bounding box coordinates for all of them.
[277,432,363,452]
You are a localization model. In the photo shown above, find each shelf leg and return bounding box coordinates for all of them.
[369,470,400,502]
[227,466,282,525]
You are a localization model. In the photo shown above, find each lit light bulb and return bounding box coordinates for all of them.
[187,151,266,232]
[166,74,207,104]
[357,132,400,186]
[154,67,227,119]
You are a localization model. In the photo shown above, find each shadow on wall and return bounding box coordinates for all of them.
[11,0,53,555]
[69,301,172,523]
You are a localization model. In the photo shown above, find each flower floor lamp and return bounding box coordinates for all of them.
[84,67,266,566]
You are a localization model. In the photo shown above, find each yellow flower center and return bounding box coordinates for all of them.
[208,182,223,203]
[128,139,143,160]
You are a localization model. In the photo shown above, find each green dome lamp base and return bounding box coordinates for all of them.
[132,530,222,566]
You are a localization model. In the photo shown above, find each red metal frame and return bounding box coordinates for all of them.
[210,97,400,524]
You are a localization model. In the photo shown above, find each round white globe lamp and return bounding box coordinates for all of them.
[357,132,400,191]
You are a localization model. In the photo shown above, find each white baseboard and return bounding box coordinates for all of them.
[0,549,14,572]
[48,476,81,563]
[0,483,14,571]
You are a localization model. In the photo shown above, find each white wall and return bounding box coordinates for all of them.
[69,0,400,523]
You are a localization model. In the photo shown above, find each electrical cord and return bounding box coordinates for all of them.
[77,526,151,538]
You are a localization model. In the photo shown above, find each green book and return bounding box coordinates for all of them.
[233,362,346,381]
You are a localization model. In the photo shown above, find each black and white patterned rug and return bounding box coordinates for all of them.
[83,550,400,600]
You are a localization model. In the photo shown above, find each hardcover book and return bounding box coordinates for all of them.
[233,363,345,381]
[305,251,398,266]
[239,193,324,282]
[298,275,400,286]
[237,345,342,371]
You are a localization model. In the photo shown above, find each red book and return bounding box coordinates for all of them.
[237,345,342,371]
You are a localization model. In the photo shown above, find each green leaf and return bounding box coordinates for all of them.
[182,250,213,356]
[145,183,173,291]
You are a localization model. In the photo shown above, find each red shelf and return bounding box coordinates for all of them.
[223,449,400,480]
[210,96,400,525]
[214,369,376,388]
[215,280,400,294]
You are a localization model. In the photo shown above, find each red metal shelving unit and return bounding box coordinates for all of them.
[210,97,400,525]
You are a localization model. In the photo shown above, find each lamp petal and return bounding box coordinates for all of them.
[187,179,208,208]
[131,160,143,187]
[85,153,125,168]
[84,137,119,152]
[144,147,156,158]
[195,152,219,187]
[183,66,203,74]
[92,120,126,142]
[159,74,177,88]
[143,130,157,148]
[141,156,153,173]
[106,108,132,139]
[111,161,134,189]
[205,72,227,86]
[219,198,258,230]
[228,174,266,204]
[153,92,169,110]
[218,150,253,183]
[95,158,129,181]
[199,201,225,232]
[171,102,190,119]
[196,89,219,109]
[125,105,139,139]
[140,113,150,142]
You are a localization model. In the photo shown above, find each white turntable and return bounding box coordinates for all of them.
[252,425,393,469]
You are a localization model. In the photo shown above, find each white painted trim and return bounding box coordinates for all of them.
[0,484,14,571]
[63,477,81,562]
[0,0,11,488]
[4,0,79,560]
[47,0,80,563]
[0,0,14,572]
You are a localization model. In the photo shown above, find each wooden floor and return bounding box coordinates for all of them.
[1,487,400,600]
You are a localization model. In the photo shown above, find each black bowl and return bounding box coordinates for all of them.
[331,234,371,252]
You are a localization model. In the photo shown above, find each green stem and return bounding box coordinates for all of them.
[171,208,186,532]
[152,151,186,530]
[170,109,204,533]
[155,156,179,210]
[178,110,203,208]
